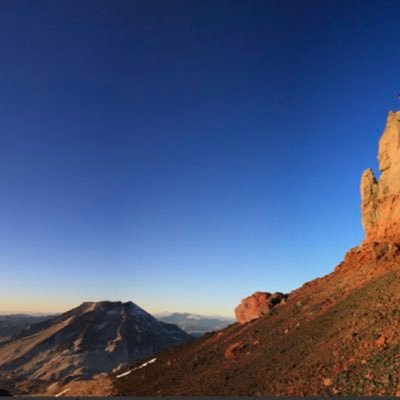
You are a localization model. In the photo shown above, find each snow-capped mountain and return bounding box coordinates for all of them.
[156,312,234,337]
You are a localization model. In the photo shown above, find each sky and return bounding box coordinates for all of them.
[1,0,400,317]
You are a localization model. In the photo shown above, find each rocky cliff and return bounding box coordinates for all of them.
[361,111,400,242]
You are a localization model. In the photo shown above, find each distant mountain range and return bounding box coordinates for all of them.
[0,301,191,395]
[0,311,233,341]
[0,314,54,342]
[156,312,234,337]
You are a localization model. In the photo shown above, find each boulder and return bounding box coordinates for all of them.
[224,341,245,360]
[234,291,287,324]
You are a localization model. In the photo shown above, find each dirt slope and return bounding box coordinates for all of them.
[108,243,400,396]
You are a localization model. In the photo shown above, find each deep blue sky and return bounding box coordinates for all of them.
[1,0,399,316]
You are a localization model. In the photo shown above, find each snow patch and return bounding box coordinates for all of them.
[186,315,201,320]
[116,357,157,379]
[55,388,70,397]
[115,370,132,378]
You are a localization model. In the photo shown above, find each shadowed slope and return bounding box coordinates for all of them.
[0,301,191,394]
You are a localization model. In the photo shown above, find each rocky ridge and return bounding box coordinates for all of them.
[361,111,400,243]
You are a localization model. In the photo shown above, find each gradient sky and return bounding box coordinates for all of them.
[1,0,399,317]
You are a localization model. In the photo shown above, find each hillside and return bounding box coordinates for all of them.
[55,110,400,397]
[112,245,400,396]
[0,301,191,395]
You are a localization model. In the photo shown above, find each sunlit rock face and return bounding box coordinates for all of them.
[234,291,287,324]
[361,111,400,243]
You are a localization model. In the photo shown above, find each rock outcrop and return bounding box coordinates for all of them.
[234,291,287,324]
[361,111,400,242]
